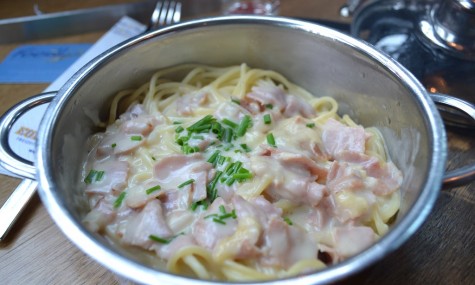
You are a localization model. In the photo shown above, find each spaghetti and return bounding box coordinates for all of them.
[82,64,402,281]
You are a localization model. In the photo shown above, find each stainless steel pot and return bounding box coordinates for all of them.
[1,16,475,285]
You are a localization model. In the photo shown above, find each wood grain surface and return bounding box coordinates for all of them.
[0,1,473,284]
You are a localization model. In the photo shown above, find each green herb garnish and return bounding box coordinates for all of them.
[306,123,315,128]
[84,169,105,184]
[236,115,252,137]
[267,133,276,147]
[283,217,293,225]
[145,185,161,195]
[113,192,126,208]
[222,118,238,129]
[178,179,195,188]
[263,114,272,124]
[149,235,171,244]
[265,104,273,109]
[175,126,184,133]
[131,135,142,141]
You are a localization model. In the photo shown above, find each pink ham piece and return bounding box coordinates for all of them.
[121,200,173,249]
[246,80,287,111]
[176,90,209,116]
[283,95,316,118]
[85,160,129,195]
[260,218,318,269]
[154,153,213,202]
[322,119,366,158]
[333,226,375,258]
[83,199,116,232]
[337,151,403,195]
[326,161,365,194]
[158,234,197,259]
[192,198,238,249]
[250,155,327,206]
[232,195,282,228]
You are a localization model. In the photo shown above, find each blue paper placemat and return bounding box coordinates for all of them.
[0,43,92,83]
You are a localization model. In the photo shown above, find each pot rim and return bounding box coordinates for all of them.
[35,15,446,285]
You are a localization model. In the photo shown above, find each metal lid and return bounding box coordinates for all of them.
[419,0,475,60]
[0,92,53,179]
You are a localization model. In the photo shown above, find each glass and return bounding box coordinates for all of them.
[221,0,280,16]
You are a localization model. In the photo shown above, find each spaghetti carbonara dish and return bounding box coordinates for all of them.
[82,64,402,281]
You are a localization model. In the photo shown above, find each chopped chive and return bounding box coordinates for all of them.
[207,150,220,164]
[204,213,218,219]
[84,170,104,184]
[219,205,226,214]
[113,192,126,208]
[131,135,142,141]
[175,126,184,133]
[218,155,226,165]
[306,123,315,128]
[213,218,226,225]
[111,143,117,148]
[191,135,204,140]
[224,128,233,143]
[84,170,96,184]
[152,156,156,161]
[211,122,222,135]
[240,144,251,152]
[236,115,251,137]
[231,209,237,219]
[173,121,182,124]
[225,162,236,175]
[219,213,235,220]
[95,171,105,182]
[222,118,238,129]
[187,115,214,132]
[207,171,222,202]
[263,114,272,124]
[267,133,276,147]
[225,177,236,186]
[145,185,161,195]
[191,200,209,211]
[231,99,241,105]
[265,104,273,109]
[149,234,171,244]
[283,217,293,225]
[195,123,212,133]
[178,179,195,188]
[233,172,253,180]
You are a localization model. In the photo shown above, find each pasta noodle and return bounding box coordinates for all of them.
[81,63,403,281]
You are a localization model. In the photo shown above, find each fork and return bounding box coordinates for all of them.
[148,1,182,31]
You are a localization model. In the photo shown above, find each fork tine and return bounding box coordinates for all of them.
[165,1,176,26]
[173,2,182,24]
[148,1,163,30]
[148,1,181,31]
[158,1,170,27]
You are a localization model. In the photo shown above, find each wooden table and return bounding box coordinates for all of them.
[0,1,473,284]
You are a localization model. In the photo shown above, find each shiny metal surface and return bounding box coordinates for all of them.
[0,179,37,241]
[430,93,475,187]
[429,0,475,59]
[147,1,182,31]
[351,0,475,106]
[0,92,54,241]
[35,16,447,285]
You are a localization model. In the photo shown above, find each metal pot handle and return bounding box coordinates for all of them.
[430,93,475,188]
[0,92,55,241]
